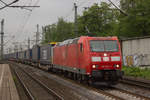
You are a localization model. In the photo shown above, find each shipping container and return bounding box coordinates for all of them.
[39,44,52,65]
[26,49,32,60]
[32,45,40,63]
[18,51,23,59]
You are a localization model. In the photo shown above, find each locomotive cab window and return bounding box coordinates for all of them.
[90,40,118,52]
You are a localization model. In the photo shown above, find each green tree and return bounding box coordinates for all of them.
[56,18,74,41]
[119,0,150,37]
[43,18,74,43]
[78,2,119,37]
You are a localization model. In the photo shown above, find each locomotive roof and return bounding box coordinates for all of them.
[80,36,118,40]
[56,38,79,46]
[56,36,118,46]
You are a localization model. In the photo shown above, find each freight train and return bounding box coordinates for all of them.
[4,36,124,85]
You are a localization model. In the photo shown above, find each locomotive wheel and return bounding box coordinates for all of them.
[73,73,77,80]
[78,74,83,83]
[83,75,89,84]
[88,78,93,86]
[70,72,74,80]
[48,67,52,72]
[64,71,68,77]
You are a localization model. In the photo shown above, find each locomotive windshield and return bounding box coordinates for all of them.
[90,40,118,52]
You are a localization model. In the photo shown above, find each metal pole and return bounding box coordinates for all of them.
[36,24,39,45]
[28,37,30,49]
[20,44,22,51]
[1,19,4,60]
[42,26,45,42]
[74,3,78,35]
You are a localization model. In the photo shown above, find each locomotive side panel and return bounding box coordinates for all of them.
[53,46,66,66]
[65,44,79,69]
[78,38,91,75]
[53,41,80,73]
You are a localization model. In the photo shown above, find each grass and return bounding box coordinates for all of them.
[122,66,150,80]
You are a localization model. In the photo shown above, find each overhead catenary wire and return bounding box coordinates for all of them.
[108,0,128,16]
[5,0,40,50]
[17,0,40,44]
[4,2,32,47]
[4,0,32,47]
[0,0,19,10]
[0,0,39,11]
[0,0,7,5]
[64,0,92,21]
[5,0,114,52]
[4,0,101,47]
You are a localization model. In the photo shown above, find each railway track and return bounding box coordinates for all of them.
[82,83,150,100]
[22,63,125,100]
[121,77,150,90]
[85,86,125,100]
[10,62,150,100]
[103,86,150,100]
[12,64,64,100]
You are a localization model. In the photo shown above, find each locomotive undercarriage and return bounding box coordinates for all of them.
[91,70,124,84]
[46,65,123,85]
[13,60,123,85]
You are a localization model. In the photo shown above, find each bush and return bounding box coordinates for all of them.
[122,66,150,80]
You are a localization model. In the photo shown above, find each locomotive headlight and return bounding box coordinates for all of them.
[92,65,99,68]
[104,53,107,56]
[92,65,96,68]
[111,56,120,61]
[116,65,120,68]
[91,57,101,62]
[114,64,120,68]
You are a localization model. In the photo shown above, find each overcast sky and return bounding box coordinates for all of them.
[0,0,120,52]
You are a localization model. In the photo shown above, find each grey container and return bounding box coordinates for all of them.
[26,49,32,60]
[39,44,52,65]
[32,45,40,63]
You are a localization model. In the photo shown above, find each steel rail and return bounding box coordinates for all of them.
[13,68,35,100]
[120,78,150,90]
[92,88,125,100]
[23,63,125,100]
[10,62,127,100]
[12,62,124,100]
[111,87,150,100]
[17,64,64,100]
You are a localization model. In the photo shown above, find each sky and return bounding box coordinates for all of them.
[0,0,120,53]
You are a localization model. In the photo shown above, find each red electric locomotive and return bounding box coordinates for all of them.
[52,36,123,85]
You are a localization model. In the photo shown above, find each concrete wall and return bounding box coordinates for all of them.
[122,37,150,66]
